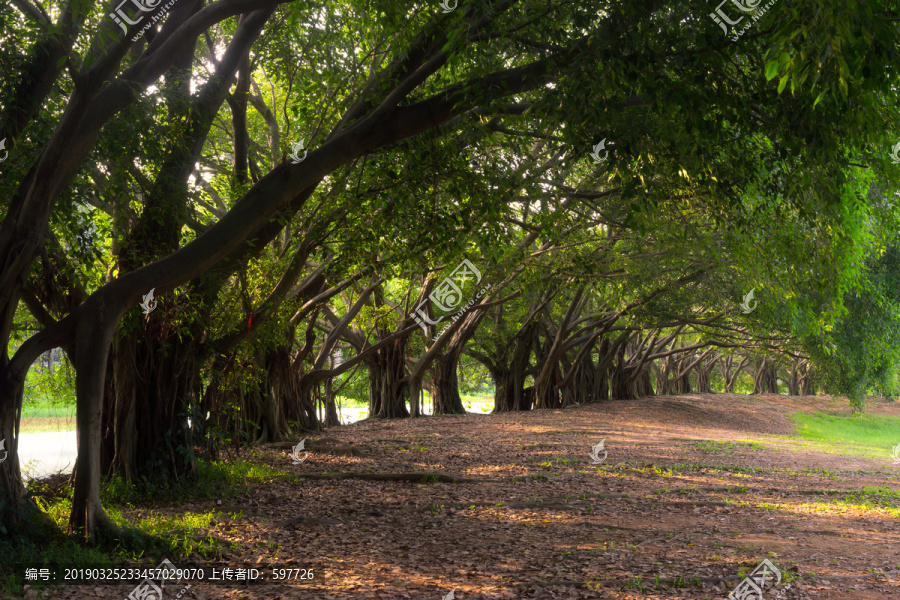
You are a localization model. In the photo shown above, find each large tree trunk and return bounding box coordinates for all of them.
[752,358,779,394]
[800,373,816,396]
[0,356,59,537]
[592,338,613,402]
[262,346,308,440]
[663,353,693,394]
[786,359,812,396]
[201,344,318,448]
[323,378,340,426]
[800,376,814,395]
[533,362,563,409]
[431,352,466,415]
[695,361,715,393]
[610,341,655,400]
[555,346,582,407]
[634,366,655,397]
[0,372,47,534]
[611,363,654,399]
[670,369,692,394]
[409,379,421,417]
[408,375,424,417]
[490,328,533,412]
[104,317,201,481]
[492,366,533,412]
[0,382,23,521]
[367,339,409,419]
[785,360,801,396]
[799,361,815,395]
[70,308,123,542]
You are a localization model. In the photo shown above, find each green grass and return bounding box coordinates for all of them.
[101,458,290,506]
[691,440,766,453]
[2,456,289,596]
[789,411,900,460]
[18,396,76,432]
[0,534,112,597]
[752,486,900,518]
[21,402,75,419]
[835,486,900,516]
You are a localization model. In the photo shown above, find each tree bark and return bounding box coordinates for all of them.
[752,358,779,394]
[610,338,656,400]
[533,287,585,409]
[694,356,717,393]
[799,361,814,395]
[474,323,534,413]
[0,373,31,533]
[720,355,748,393]
[367,339,409,419]
[408,375,424,417]
[592,337,615,402]
[323,378,340,427]
[610,356,655,399]
[105,317,201,480]
[69,305,124,542]
[431,351,466,415]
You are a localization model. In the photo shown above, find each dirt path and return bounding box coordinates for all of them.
[45,394,900,599]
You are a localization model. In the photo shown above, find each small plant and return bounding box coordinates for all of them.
[400,444,428,453]
[623,576,645,590]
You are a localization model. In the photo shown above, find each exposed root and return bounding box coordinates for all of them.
[268,439,364,456]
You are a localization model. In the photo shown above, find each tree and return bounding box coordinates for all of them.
[4,0,900,541]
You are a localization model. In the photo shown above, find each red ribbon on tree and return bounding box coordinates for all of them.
[247,314,253,336]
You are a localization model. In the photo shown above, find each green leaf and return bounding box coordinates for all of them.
[765,60,779,81]
[777,74,789,94]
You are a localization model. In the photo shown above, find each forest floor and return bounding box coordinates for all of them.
[35,393,900,600]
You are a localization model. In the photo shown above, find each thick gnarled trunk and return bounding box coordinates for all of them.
[752,358,779,394]
[492,366,532,412]
[323,379,340,426]
[533,363,563,409]
[611,363,655,399]
[695,360,715,393]
[367,340,409,419]
[104,320,200,481]
[431,352,466,415]
[610,341,655,400]
[800,373,815,396]
[0,374,31,534]
[487,326,534,412]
